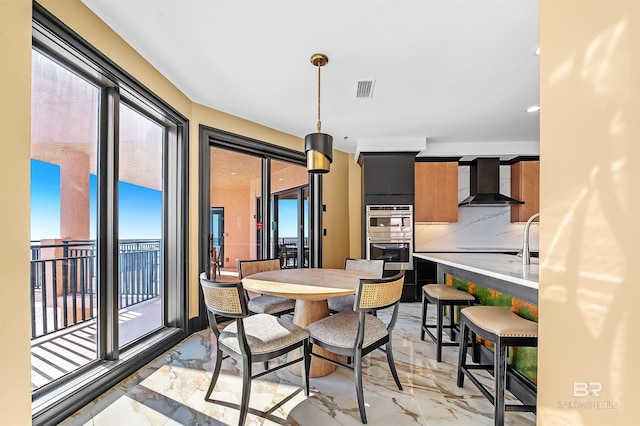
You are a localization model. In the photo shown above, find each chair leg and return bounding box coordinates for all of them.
[385,340,403,391]
[238,356,252,426]
[420,296,428,341]
[302,339,310,397]
[449,304,457,341]
[353,349,368,424]
[205,347,224,400]
[436,301,444,362]
[494,338,507,426]
[456,320,469,387]
[471,330,480,363]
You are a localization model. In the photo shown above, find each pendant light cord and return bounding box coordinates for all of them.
[316,63,321,133]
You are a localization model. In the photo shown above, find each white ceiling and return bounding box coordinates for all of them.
[81,0,540,157]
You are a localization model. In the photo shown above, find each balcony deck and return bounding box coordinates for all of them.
[31,268,240,390]
[31,298,162,390]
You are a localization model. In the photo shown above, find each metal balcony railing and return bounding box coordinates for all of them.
[30,239,161,339]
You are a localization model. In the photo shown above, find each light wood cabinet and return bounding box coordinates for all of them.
[510,160,539,222]
[414,161,458,222]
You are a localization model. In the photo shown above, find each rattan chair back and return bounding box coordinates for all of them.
[237,258,281,279]
[354,272,404,312]
[344,258,385,278]
[199,272,249,318]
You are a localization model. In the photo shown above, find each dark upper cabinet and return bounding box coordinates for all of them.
[359,152,416,202]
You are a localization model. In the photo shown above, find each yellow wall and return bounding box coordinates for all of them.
[348,153,363,258]
[322,149,353,268]
[0,0,34,422]
[538,1,639,424]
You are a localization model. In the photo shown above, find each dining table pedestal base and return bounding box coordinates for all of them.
[288,299,338,377]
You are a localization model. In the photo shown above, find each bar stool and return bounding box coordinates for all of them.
[456,306,538,426]
[420,284,475,362]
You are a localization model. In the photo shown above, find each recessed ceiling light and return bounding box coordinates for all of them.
[534,46,540,56]
[526,105,540,113]
[230,172,236,175]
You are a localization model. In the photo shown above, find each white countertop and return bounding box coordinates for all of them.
[412,252,539,289]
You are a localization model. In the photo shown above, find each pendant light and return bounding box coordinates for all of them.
[305,53,333,174]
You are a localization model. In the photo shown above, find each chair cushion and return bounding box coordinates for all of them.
[220,314,309,355]
[328,295,355,312]
[461,306,538,338]
[248,295,296,315]
[423,284,475,301]
[306,311,388,349]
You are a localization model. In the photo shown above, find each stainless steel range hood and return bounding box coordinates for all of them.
[458,158,524,206]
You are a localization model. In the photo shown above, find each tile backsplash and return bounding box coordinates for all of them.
[415,165,539,251]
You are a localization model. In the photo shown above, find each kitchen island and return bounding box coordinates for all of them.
[413,252,539,404]
[413,252,538,304]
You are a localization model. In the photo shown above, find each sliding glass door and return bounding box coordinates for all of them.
[209,146,263,273]
[117,103,165,347]
[30,48,172,387]
[270,159,308,268]
[30,15,187,398]
[210,207,224,272]
[30,49,100,389]
[204,130,311,278]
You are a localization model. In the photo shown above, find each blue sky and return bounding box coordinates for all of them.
[277,199,308,239]
[278,199,297,238]
[30,160,61,240]
[31,159,161,241]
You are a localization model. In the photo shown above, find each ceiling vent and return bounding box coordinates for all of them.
[355,79,376,99]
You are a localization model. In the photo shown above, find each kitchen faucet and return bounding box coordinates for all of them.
[521,212,540,265]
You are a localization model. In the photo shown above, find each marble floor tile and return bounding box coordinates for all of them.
[61,302,536,426]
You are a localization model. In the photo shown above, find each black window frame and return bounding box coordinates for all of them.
[198,125,325,328]
[31,3,189,425]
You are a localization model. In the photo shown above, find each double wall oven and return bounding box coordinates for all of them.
[365,205,413,270]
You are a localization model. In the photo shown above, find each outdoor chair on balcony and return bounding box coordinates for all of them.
[306,272,405,424]
[237,259,296,317]
[328,258,385,314]
[199,273,310,426]
[278,243,298,268]
[209,246,221,278]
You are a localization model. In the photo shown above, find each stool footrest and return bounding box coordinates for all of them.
[460,366,495,403]
[505,404,537,413]
[464,364,494,371]
[423,323,458,330]
[460,366,537,415]
[422,327,460,345]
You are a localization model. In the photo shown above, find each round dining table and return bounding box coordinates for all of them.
[241,267,376,377]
